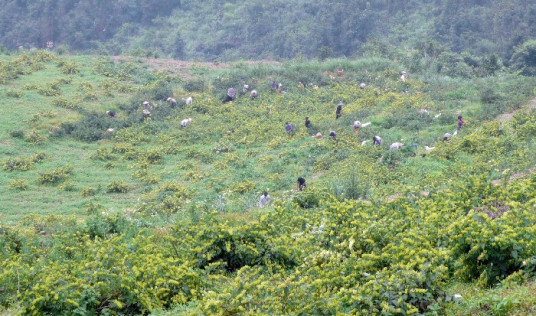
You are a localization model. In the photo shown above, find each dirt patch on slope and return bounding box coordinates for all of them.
[496,97,536,122]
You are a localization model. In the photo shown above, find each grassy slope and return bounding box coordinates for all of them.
[2,54,536,222]
[1,52,536,314]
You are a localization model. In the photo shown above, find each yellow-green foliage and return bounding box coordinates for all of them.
[38,165,73,185]
[9,179,28,190]
[3,152,46,171]
[138,182,191,215]
[60,62,79,74]
[2,175,535,314]
[107,180,129,193]
[51,96,77,109]
[80,187,97,197]
[2,52,536,315]
[0,232,203,315]
[4,89,22,98]
[230,179,256,194]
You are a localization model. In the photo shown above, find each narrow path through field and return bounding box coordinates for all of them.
[492,96,536,185]
[496,97,536,122]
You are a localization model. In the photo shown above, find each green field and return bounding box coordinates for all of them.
[1,51,536,315]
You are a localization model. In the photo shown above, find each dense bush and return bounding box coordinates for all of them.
[2,152,46,171]
[38,165,73,185]
[106,180,129,193]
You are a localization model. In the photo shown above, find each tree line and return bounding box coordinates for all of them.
[1,0,535,67]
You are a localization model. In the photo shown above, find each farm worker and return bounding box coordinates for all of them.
[106,110,116,118]
[184,96,193,106]
[223,88,235,103]
[277,83,285,94]
[297,177,306,191]
[285,122,293,135]
[241,84,249,95]
[336,102,343,119]
[181,118,192,127]
[457,115,465,132]
[329,129,337,141]
[167,97,177,107]
[305,117,311,128]
[373,135,382,146]
[271,80,278,90]
[258,191,271,207]
[250,90,258,99]
[353,121,361,135]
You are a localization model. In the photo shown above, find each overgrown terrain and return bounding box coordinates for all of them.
[1,50,536,315]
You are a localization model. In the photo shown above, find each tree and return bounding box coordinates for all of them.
[509,40,536,76]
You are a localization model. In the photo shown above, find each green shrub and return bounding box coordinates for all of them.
[9,179,28,190]
[81,187,97,197]
[60,62,79,74]
[107,180,129,193]
[292,190,321,209]
[4,89,22,98]
[38,165,73,185]
[230,180,256,194]
[3,157,34,171]
[58,181,76,191]
[9,129,25,138]
[90,148,117,161]
[51,96,77,109]
[3,152,46,171]
[24,131,46,144]
[183,79,206,92]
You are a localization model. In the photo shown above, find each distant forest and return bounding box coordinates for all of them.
[1,0,536,64]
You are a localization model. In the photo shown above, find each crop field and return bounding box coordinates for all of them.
[1,51,536,314]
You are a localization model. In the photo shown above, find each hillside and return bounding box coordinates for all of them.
[1,51,536,314]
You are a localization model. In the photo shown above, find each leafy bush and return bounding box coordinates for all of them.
[60,62,79,74]
[8,129,24,138]
[61,111,122,142]
[58,181,76,191]
[81,187,97,197]
[230,180,256,194]
[24,130,46,144]
[183,79,206,92]
[9,179,28,190]
[4,89,22,98]
[51,96,77,109]
[3,152,46,171]
[292,190,321,209]
[38,165,73,185]
[107,180,129,193]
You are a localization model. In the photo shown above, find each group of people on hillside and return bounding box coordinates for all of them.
[107,75,467,210]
